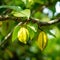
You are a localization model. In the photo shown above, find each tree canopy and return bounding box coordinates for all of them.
[0,0,60,60]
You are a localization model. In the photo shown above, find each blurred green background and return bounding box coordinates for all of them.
[0,0,60,60]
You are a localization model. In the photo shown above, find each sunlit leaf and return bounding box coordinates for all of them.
[12,26,20,42]
[27,22,38,40]
[27,22,38,32]
[13,9,30,19]
[27,27,35,40]
[22,0,27,5]
[37,31,48,51]
[48,30,56,38]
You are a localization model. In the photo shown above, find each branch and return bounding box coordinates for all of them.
[30,18,60,26]
[0,15,60,47]
[0,31,12,47]
[0,15,60,26]
[0,15,21,21]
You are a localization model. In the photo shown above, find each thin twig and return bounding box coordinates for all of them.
[0,31,12,47]
[30,18,60,26]
[0,22,23,47]
[0,15,21,21]
[0,15,60,26]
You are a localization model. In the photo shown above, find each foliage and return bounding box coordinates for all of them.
[0,0,60,60]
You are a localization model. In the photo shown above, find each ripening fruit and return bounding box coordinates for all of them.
[18,27,29,44]
[37,31,48,51]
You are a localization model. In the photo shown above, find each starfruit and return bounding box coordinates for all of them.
[18,27,29,44]
[37,31,48,51]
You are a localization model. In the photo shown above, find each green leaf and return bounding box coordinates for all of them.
[27,22,38,32]
[13,9,30,18]
[46,29,56,38]
[12,26,20,42]
[0,33,3,41]
[0,5,22,12]
[48,31,56,38]
[27,27,35,40]
[21,0,28,5]
[27,22,38,40]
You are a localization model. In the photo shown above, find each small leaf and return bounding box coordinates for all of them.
[37,31,48,51]
[12,26,20,42]
[13,9,30,19]
[27,22,38,40]
[49,30,56,38]
[22,0,27,5]
[27,23,38,32]
[27,27,35,40]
